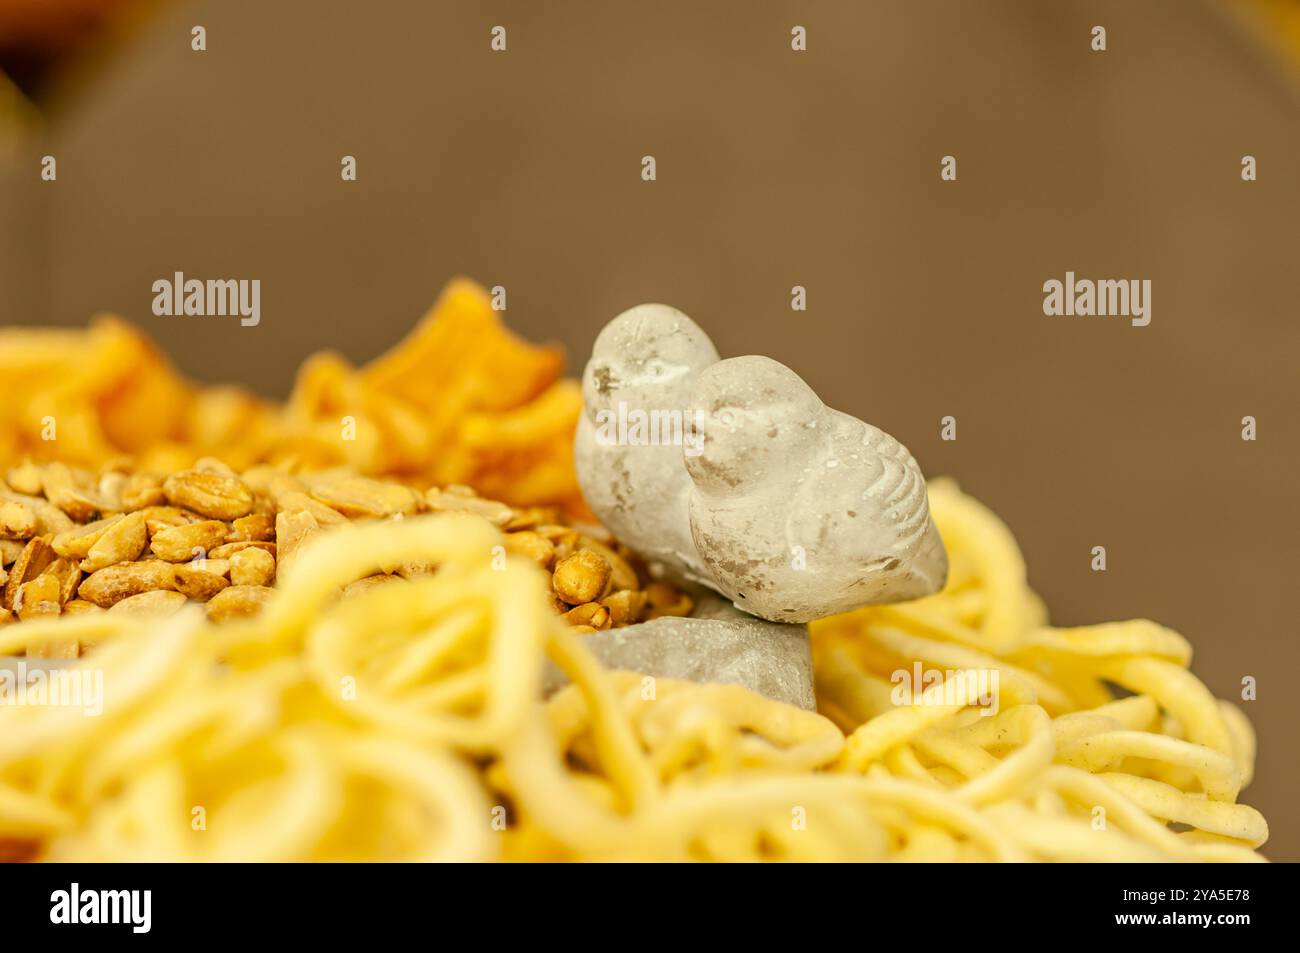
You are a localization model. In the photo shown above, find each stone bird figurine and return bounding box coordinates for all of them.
[575,304,947,623]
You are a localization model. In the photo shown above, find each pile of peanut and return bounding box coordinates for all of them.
[0,458,691,654]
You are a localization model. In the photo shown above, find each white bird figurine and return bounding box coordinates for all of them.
[574,303,947,623]
[685,354,947,622]
[575,304,718,585]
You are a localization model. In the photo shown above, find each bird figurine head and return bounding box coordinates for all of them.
[686,355,824,498]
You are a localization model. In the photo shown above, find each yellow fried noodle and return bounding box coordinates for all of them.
[0,482,1268,861]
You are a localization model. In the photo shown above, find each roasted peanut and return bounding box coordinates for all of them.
[95,471,127,513]
[40,463,110,521]
[0,501,38,539]
[77,560,177,607]
[237,465,288,497]
[308,475,420,519]
[3,537,55,610]
[503,531,557,570]
[120,472,166,510]
[1,454,671,635]
[646,585,694,619]
[163,469,254,520]
[5,460,43,496]
[0,539,23,566]
[274,491,348,527]
[0,490,73,535]
[52,514,123,560]
[173,560,232,601]
[601,589,647,626]
[426,486,515,526]
[81,511,148,572]
[503,506,558,532]
[563,601,611,629]
[229,547,276,587]
[536,524,580,561]
[44,558,83,604]
[63,599,104,616]
[16,573,61,620]
[208,540,276,560]
[342,574,402,599]
[578,537,637,593]
[552,550,611,605]
[228,512,275,542]
[275,510,319,579]
[645,581,681,608]
[192,457,238,478]
[205,584,273,622]
[109,590,189,618]
[138,505,195,531]
[149,520,229,562]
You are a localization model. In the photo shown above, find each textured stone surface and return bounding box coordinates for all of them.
[546,591,815,710]
[575,303,947,623]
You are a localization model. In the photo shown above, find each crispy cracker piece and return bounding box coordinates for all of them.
[361,278,563,415]
[87,315,193,454]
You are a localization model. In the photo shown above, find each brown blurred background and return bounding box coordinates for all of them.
[1,0,1298,858]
